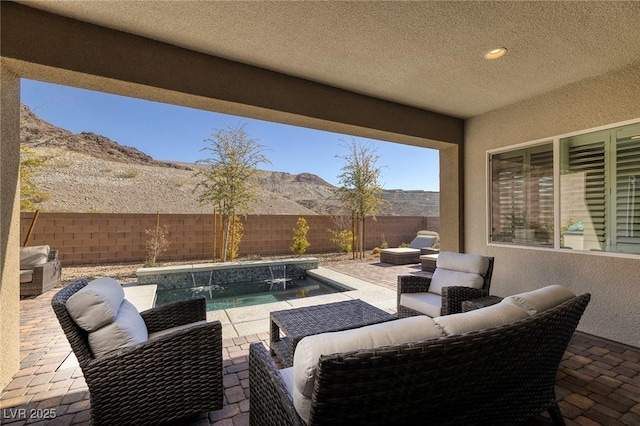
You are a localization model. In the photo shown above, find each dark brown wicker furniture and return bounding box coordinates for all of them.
[270,299,395,367]
[52,279,223,425]
[250,293,591,426]
[462,295,504,312]
[397,256,495,317]
[20,247,61,297]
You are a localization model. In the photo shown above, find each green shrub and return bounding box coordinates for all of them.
[291,217,311,255]
[330,229,353,253]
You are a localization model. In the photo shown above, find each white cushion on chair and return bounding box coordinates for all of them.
[501,285,576,316]
[434,302,529,335]
[20,245,50,269]
[429,268,484,295]
[399,292,442,317]
[436,252,489,275]
[88,299,149,358]
[20,270,33,283]
[408,235,436,249]
[66,277,125,332]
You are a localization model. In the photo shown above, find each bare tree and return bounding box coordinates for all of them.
[335,138,385,258]
[193,123,270,261]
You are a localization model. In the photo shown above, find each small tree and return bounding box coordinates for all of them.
[291,217,311,255]
[228,215,243,260]
[194,123,270,261]
[144,224,170,267]
[335,138,386,258]
[20,145,50,211]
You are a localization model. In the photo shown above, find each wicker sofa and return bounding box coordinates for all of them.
[52,278,223,425]
[249,285,591,425]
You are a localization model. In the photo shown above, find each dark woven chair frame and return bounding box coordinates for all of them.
[21,248,61,297]
[249,293,590,426]
[52,279,223,425]
[397,256,495,317]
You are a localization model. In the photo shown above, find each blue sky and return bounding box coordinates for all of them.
[21,79,439,191]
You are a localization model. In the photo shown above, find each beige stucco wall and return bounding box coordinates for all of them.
[0,3,466,386]
[465,61,640,347]
[0,61,21,389]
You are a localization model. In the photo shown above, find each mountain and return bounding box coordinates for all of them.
[19,104,439,215]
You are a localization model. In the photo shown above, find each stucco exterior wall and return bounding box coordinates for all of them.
[465,61,640,347]
[0,62,21,389]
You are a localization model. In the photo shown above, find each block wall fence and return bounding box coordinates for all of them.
[20,212,439,266]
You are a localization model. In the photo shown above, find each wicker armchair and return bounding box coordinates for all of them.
[397,253,494,317]
[249,293,591,425]
[52,279,223,425]
[20,245,61,296]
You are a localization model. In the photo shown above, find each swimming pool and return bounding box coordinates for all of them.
[155,275,350,311]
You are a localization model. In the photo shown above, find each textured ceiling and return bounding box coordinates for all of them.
[17,1,640,119]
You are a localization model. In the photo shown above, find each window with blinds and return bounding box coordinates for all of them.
[490,143,553,246]
[560,122,640,254]
[489,121,640,253]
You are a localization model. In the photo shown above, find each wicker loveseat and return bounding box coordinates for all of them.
[52,278,223,425]
[249,285,591,425]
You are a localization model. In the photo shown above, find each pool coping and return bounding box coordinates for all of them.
[124,266,397,340]
[135,256,319,277]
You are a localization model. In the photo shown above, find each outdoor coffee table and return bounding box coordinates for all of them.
[270,299,396,367]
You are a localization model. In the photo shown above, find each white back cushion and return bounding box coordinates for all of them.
[429,268,484,295]
[408,235,436,249]
[436,252,490,275]
[20,245,50,269]
[88,300,149,358]
[501,285,575,316]
[66,277,125,332]
[434,302,529,335]
[293,316,444,423]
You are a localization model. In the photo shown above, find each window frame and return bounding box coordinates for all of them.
[486,117,640,258]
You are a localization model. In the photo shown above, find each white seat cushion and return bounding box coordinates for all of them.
[66,277,125,332]
[399,292,442,317]
[20,270,33,284]
[434,302,529,335]
[88,300,149,358]
[501,285,576,316]
[292,316,444,423]
[148,320,207,340]
[279,367,295,398]
[429,268,484,295]
[380,247,419,255]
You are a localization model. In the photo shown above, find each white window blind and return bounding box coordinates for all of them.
[490,143,553,245]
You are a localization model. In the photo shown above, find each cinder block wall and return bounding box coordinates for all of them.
[20,213,439,265]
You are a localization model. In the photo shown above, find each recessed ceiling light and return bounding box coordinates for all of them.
[484,47,507,60]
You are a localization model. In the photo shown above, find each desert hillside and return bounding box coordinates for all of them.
[20,104,439,215]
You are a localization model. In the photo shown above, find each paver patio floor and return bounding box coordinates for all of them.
[1,261,639,425]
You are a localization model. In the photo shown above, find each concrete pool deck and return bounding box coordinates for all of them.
[124,266,399,340]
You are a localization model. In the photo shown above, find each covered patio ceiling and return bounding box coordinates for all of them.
[15,1,640,119]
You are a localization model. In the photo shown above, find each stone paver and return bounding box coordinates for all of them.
[1,261,638,425]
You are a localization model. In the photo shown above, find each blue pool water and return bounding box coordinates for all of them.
[155,275,350,311]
